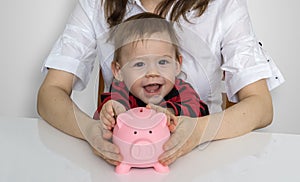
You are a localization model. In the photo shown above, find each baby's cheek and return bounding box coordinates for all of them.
[162,73,176,83]
[124,75,142,90]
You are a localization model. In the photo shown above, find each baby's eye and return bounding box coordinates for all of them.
[158,59,169,65]
[133,62,145,67]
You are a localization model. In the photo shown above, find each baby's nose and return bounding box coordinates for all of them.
[146,64,160,77]
[145,65,160,77]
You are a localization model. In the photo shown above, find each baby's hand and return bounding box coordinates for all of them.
[146,104,178,133]
[99,100,126,130]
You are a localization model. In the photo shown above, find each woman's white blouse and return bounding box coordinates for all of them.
[42,0,284,113]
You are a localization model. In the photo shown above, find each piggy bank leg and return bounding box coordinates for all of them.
[115,163,131,174]
[153,163,169,173]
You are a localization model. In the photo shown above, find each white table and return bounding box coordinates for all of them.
[1,117,299,182]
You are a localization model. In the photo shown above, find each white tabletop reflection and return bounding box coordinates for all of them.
[1,117,299,182]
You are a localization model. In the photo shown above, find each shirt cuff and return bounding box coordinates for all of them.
[225,63,272,102]
[41,55,91,91]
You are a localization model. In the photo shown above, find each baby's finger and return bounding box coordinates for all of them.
[103,112,116,125]
[171,115,178,126]
[168,124,176,133]
[99,113,113,129]
[165,115,175,132]
[112,101,126,116]
[104,102,115,117]
[166,115,171,126]
[146,103,162,112]
[101,118,113,130]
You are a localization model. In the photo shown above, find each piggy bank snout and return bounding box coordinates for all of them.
[130,140,155,160]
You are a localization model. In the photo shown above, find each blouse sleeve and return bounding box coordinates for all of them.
[41,0,101,90]
[220,0,284,102]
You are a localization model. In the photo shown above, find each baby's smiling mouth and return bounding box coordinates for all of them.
[143,83,162,93]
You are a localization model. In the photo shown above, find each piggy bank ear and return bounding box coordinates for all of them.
[151,113,168,128]
[116,119,124,129]
[160,114,167,128]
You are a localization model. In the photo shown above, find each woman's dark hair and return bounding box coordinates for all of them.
[102,0,210,27]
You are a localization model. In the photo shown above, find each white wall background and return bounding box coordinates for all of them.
[0,0,299,134]
[0,0,99,118]
[247,0,300,134]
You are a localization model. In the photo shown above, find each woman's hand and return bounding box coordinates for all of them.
[146,104,205,165]
[158,79,273,166]
[83,118,123,166]
[158,116,207,166]
[84,101,126,165]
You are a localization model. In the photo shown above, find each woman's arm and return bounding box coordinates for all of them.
[37,69,122,165]
[159,79,273,165]
[37,69,85,139]
[214,79,273,140]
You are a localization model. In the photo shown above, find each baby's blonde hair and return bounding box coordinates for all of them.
[108,12,181,63]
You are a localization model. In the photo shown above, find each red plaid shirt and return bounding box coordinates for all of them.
[94,78,209,119]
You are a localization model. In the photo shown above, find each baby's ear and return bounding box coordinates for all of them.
[175,55,182,76]
[111,61,123,81]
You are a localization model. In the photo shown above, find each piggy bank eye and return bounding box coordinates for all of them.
[149,130,152,134]
[134,131,137,134]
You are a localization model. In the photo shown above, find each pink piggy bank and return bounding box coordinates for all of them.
[113,107,170,174]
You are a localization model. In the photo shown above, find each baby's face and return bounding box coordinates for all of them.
[116,35,181,104]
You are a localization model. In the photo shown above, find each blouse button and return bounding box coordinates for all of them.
[259,42,263,47]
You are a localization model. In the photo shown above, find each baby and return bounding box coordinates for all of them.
[94,13,209,132]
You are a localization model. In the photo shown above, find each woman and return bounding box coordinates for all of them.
[37,0,284,166]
